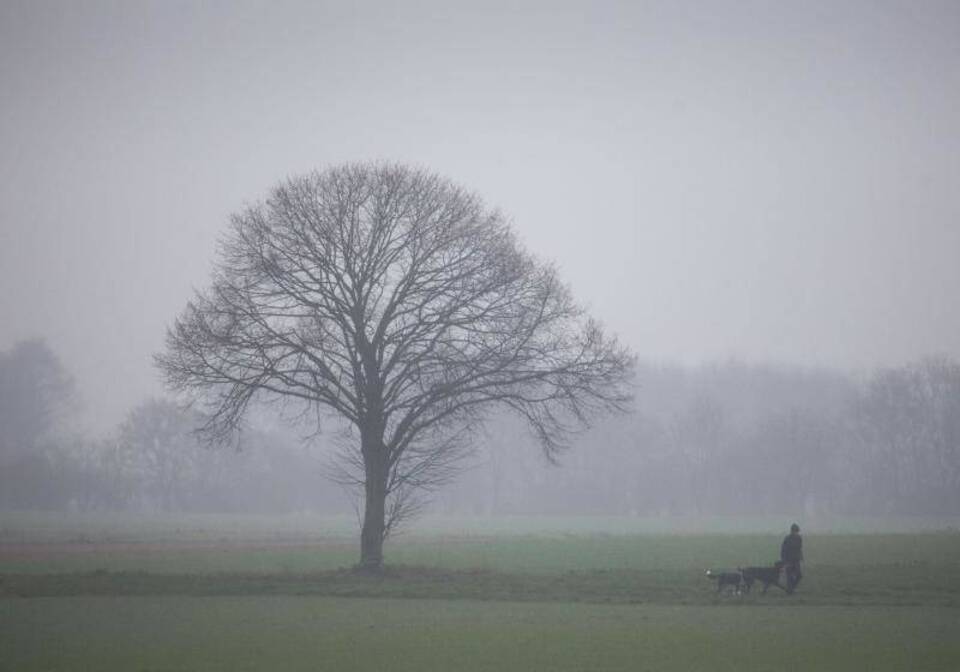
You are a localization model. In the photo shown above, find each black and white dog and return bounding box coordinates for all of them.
[705,570,742,594]
[739,562,786,594]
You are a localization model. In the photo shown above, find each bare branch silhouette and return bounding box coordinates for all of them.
[157,162,634,570]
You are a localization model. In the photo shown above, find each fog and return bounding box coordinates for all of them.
[2,1,959,520]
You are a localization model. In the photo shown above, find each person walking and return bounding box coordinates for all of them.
[781,523,803,594]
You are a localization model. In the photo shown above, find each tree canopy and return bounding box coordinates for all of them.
[158,163,634,568]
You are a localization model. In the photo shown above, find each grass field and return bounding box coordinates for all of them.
[4,597,959,672]
[2,512,960,670]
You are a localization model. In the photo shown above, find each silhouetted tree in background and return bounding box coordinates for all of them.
[853,357,960,513]
[118,399,215,511]
[0,338,74,507]
[0,338,73,459]
[669,394,724,515]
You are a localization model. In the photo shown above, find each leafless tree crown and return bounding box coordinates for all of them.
[157,163,634,530]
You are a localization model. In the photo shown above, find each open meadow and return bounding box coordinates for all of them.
[2,512,960,671]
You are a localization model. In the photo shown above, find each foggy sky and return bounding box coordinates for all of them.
[2,0,959,432]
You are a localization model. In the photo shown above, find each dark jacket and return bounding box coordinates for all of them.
[781,533,803,563]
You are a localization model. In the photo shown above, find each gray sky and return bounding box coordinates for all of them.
[2,0,959,432]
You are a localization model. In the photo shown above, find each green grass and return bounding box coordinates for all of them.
[5,562,960,607]
[3,512,960,670]
[4,529,960,575]
[2,596,959,672]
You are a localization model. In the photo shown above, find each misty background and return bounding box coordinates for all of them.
[2,1,959,517]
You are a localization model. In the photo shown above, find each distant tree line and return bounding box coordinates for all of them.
[64,399,345,513]
[0,339,344,513]
[2,338,959,516]
[436,358,960,517]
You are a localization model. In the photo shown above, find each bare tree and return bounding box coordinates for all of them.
[669,394,724,514]
[118,398,211,511]
[157,163,634,570]
[0,338,75,508]
[0,338,74,464]
[854,357,960,513]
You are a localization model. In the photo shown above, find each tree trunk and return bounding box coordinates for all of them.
[358,471,386,571]
[357,424,388,572]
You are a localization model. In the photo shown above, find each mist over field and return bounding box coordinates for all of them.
[3,0,959,430]
[2,2,960,669]
[5,343,960,521]
[2,0,959,524]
